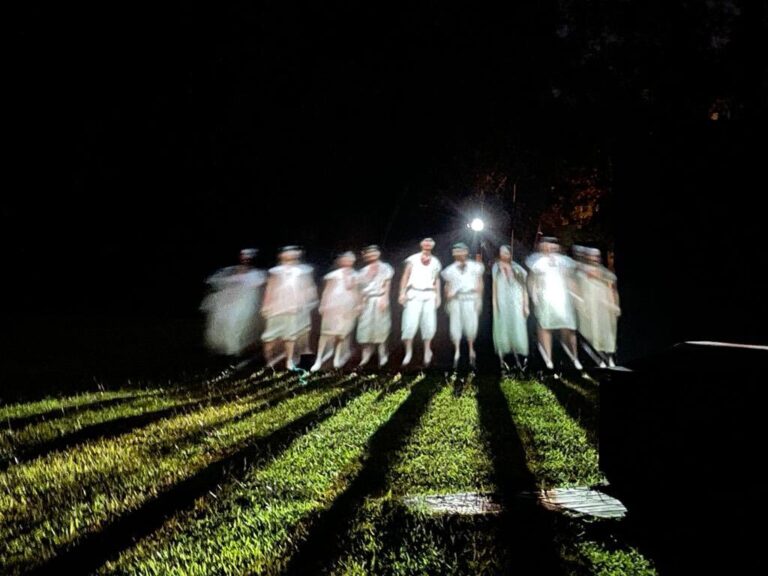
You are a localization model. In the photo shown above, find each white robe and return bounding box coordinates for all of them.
[201,267,266,355]
[526,252,577,330]
[318,268,360,337]
[261,264,318,342]
[356,262,393,344]
[575,263,619,353]
[492,261,529,356]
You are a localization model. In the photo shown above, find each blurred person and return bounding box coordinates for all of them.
[575,247,620,367]
[261,246,318,371]
[356,245,393,368]
[200,248,266,364]
[526,237,582,370]
[442,242,484,369]
[311,251,361,371]
[492,244,529,371]
[398,237,442,367]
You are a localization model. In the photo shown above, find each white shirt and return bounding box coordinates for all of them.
[357,262,394,297]
[404,253,442,291]
[441,261,484,295]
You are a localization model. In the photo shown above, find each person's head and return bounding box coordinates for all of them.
[585,247,601,265]
[279,246,302,264]
[420,237,435,254]
[361,245,381,264]
[499,244,512,263]
[538,236,558,254]
[239,248,257,265]
[452,242,469,263]
[337,251,356,268]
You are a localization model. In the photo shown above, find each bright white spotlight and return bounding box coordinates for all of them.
[470,218,485,232]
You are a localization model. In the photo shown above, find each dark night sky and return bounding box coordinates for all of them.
[6,1,768,364]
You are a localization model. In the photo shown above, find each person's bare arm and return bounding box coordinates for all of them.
[398,263,412,305]
[261,275,275,317]
[318,279,332,314]
[380,278,391,311]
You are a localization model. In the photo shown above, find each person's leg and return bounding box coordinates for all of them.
[421,298,437,367]
[333,336,351,369]
[448,301,461,368]
[401,300,419,366]
[285,340,297,370]
[562,329,582,370]
[263,340,276,365]
[311,335,330,371]
[537,327,554,369]
[359,344,373,367]
[465,300,479,368]
[378,342,388,366]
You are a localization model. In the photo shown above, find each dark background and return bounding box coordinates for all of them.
[5,1,767,396]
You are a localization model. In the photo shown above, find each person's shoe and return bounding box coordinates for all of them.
[573,359,583,371]
[309,362,322,373]
[423,349,433,367]
[379,353,389,367]
[402,351,412,366]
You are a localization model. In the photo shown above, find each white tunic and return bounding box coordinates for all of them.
[404,253,442,298]
[261,264,318,342]
[319,268,360,337]
[201,267,266,356]
[356,262,394,344]
[492,261,529,356]
[441,261,484,300]
[575,263,619,353]
[526,252,577,330]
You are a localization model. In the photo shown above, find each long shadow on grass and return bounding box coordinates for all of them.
[282,375,440,575]
[477,377,564,576]
[3,394,149,431]
[2,366,283,431]
[28,375,377,576]
[0,373,312,471]
[540,374,599,444]
[4,374,344,559]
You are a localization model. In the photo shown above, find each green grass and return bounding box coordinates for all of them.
[389,376,494,495]
[0,372,660,575]
[99,375,411,575]
[564,541,657,576]
[0,389,153,422]
[0,374,351,574]
[0,370,300,465]
[500,377,602,488]
[500,377,656,576]
[328,375,503,576]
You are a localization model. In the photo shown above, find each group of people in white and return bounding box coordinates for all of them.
[201,236,620,372]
